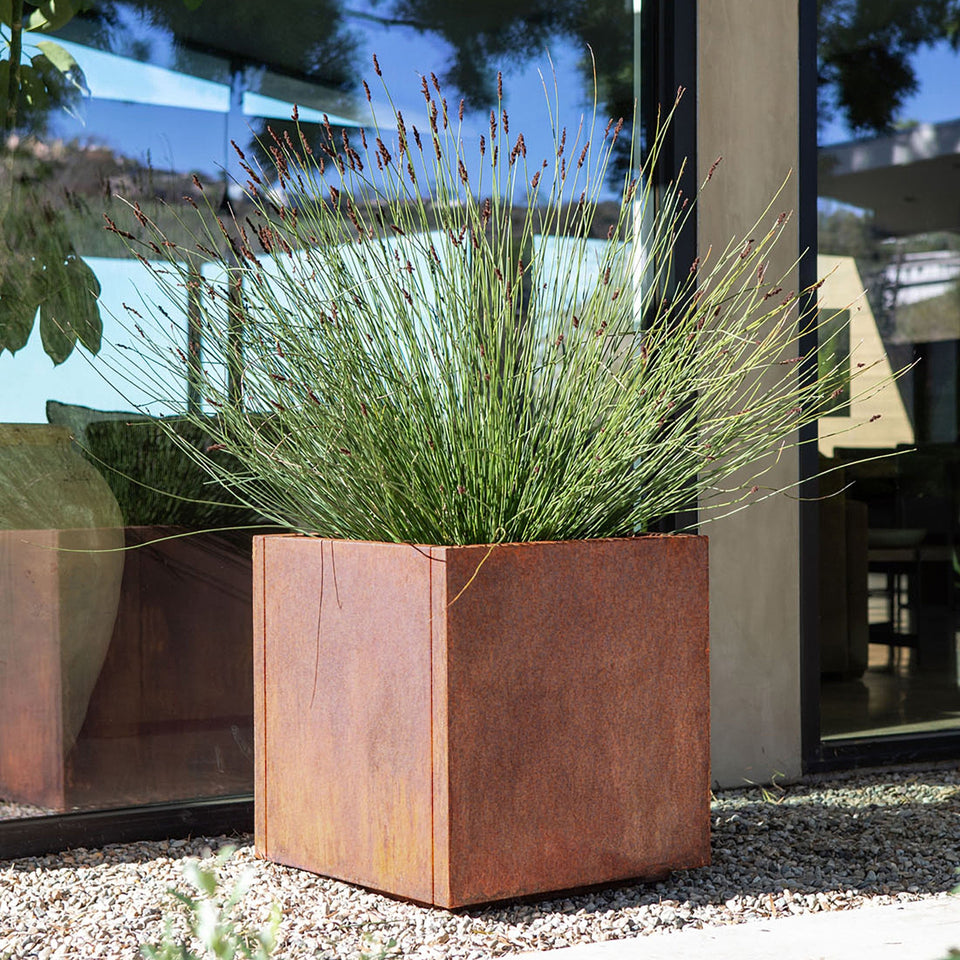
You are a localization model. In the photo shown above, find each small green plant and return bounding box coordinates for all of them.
[140,846,281,960]
[360,935,400,960]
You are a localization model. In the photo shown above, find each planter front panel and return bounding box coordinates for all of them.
[434,537,710,905]
[255,536,435,903]
[255,535,709,908]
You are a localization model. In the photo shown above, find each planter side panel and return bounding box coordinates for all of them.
[255,537,435,903]
[441,537,710,906]
[254,536,267,850]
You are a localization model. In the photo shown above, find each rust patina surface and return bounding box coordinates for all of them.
[254,535,710,908]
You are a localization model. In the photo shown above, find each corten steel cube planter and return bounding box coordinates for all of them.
[254,534,710,908]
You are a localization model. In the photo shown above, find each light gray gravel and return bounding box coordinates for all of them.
[2,762,960,959]
[0,802,48,822]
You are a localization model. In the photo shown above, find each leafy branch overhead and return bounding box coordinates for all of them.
[0,0,99,362]
[0,1,92,131]
[818,0,960,134]
[0,0,202,364]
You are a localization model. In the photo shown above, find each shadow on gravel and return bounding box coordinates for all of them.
[2,833,249,874]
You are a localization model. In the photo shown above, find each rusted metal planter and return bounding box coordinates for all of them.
[254,534,710,908]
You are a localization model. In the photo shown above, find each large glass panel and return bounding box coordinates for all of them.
[0,2,635,821]
[816,2,960,739]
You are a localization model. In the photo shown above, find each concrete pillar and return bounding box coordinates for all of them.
[697,0,804,787]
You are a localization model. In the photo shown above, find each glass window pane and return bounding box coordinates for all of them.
[0,0,636,823]
[817,4,960,740]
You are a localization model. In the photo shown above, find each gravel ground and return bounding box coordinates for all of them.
[2,763,960,959]
[0,803,49,822]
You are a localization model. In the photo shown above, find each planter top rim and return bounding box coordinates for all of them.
[254,533,706,548]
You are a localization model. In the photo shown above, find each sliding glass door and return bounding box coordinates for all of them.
[816,0,960,742]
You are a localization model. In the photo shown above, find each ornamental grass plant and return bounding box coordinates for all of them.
[103,61,890,545]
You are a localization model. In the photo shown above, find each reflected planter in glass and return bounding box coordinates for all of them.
[0,424,124,809]
[254,533,710,908]
[0,521,253,812]
[65,526,254,810]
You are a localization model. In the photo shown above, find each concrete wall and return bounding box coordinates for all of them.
[697,0,804,787]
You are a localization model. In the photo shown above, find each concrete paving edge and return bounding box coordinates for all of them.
[523,895,960,960]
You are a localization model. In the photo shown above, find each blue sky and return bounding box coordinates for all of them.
[1,12,622,424]
[820,40,960,145]
[4,14,955,423]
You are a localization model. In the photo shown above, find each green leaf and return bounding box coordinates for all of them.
[0,279,41,354]
[41,254,102,358]
[181,0,204,9]
[30,52,85,121]
[183,861,218,897]
[18,62,50,111]
[26,0,79,32]
[0,0,11,28]
[39,298,77,364]
[34,40,75,74]
[35,39,89,94]
[214,844,237,865]
[63,255,101,352]
[29,52,60,93]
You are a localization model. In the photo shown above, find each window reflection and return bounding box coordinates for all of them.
[0,1,635,819]
[816,3,960,740]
